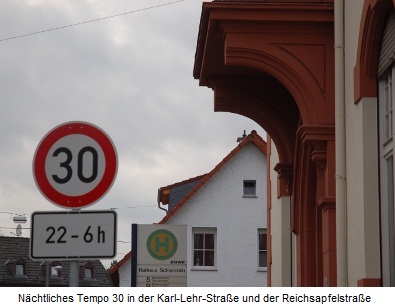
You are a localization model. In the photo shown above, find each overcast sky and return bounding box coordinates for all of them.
[0,0,266,266]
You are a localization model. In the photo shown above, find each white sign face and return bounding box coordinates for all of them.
[45,134,106,196]
[132,224,187,287]
[30,211,116,259]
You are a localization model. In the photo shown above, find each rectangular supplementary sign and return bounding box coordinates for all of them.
[30,210,116,259]
[131,224,187,287]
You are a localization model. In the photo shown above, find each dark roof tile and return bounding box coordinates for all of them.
[0,236,112,287]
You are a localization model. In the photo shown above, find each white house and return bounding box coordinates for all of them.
[110,130,268,287]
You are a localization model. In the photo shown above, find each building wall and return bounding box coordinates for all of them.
[268,139,292,287]
[118,258,131,287]
[193,0,336,286]
[344,1,381,286]
[190,0,392,287]
[165,143,267,287]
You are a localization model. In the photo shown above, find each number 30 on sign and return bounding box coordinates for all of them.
[33,122,118,209]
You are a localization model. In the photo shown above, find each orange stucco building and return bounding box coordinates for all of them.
[193,0,336,286]
[193,0,395,287]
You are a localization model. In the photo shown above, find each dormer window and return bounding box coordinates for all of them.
[51,266,60,277]
[80,262,94,280]
[6,258,26,277]
[50,261,62,278]
[16,263,25,275]
[85,267,93,279]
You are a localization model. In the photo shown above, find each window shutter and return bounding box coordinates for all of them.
[379,10,395,77]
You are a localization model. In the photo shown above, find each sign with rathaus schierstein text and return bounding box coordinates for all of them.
[131,224,187,287]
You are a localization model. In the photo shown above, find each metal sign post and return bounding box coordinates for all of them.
[69,260,79,287]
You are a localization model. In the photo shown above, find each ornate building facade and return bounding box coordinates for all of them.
[193,0,395,287]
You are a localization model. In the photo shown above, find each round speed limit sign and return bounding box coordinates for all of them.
[33,122,117,209]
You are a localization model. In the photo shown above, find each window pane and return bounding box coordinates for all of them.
[258,230,267,268]
[387,156,395,285]
[205,234,215,249]
[259,233,267,250]
[194,234,204,249]
[385,72,393,140]
[85,268,92,279]
[15,264,24,275]
[204,251,215,266]
[388,156,394,209]
[244,181,256,195]
[194,251,204,266]
[259,251,267,268]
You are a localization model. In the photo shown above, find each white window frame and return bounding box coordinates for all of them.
[192,227,217,271]
[243,180,257,198]
[379,65,395,286]
[258,228,267,271]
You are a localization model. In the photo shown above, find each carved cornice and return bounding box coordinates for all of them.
[297,125,335,169]
[274,162,294,195]
[318,196,336,210]
[297,125,335,145]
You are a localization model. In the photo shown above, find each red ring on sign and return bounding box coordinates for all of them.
[33,122,117,209]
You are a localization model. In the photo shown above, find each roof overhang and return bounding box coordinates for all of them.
[194,0,334,86]
[192,1,334,165]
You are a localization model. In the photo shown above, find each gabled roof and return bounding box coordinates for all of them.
[159,130,266,224]
[108,250,131,276]
[0,236,112,286]
[157,174,207,207]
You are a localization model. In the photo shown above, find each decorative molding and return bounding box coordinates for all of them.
[297,125,335,145]
[354,0,393,103]
[297,125,335,169]
[274,163,293,196]
[318,196,336,210]
[357,278,382,287]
